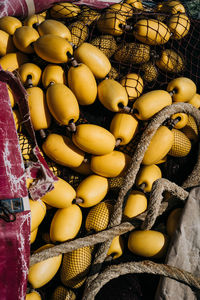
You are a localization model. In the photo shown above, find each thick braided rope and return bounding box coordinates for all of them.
[141,178,189,230]
[82,261,200,300]
[83,103,200,291]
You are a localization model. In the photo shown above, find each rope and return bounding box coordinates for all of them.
[141,178,189,230]
[29,222,137,266]
[182,146,200,189]
[83,103,200,291]
[82,261,200,300]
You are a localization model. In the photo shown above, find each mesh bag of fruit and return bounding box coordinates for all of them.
[0,1,200,300]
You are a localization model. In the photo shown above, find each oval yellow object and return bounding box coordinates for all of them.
[28,244,62,288]
[98,79,128,112]
[24,14,45,27]
[0,52,29,72]
[125,0,143,10]
[74,42,111,79]
[85,201,113,232]
[42,133,85,168]
[168,13,190,40]
[110,113,138,145]
[46,83,79,125]
[120,73,144,100]
[0,16,22,35]
[70,160,92,175]
[168,129,191,157]
[72,124,116,155]
[128,230,168,258]
[136,164,162,192]
[50,2,81,19]
[50,204,82,242]
[13,26,39,54]
[133,90,172,120]
[167,77,197,102]
[34,34,73,63]
[30,227,38,244]
[0,29,15,56]
[97,12,127,36]
[13,109,21,131]
[38,19,71,41]
[133,19,171,45]
[7,84,15,108]
[171,113,188,129]
[155,49,184,73]
[90,150,131,177]
[76,174,108,208]
[51,286,76,300]
[107,235,124,259]
[68,63,97,106]
[123,190,147,219]
[18,63,42,86]
[26,290,42,300]
[27,86,51,131]
[42,64,66,88]
[166,208,183,237]
[188,93,200,109]
[29,199,46,232]
[108,3,133,18]
[41,177,76,208]
[142,126,174,165]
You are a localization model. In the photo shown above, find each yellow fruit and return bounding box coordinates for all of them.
[107,236,124,259]
[155,49,184,73]
[24,14,45,27]
[90,35,117,58]
[167,77,196,102]
[38,19,71,41]
[0,29,15,56]
[181,115,198,142]
[0,16,22,35]
[140,61,158,82]
[60,246,92,288]
[34,34,73,63]
[29,199,46,232]
[28,244,62,288]
[188,93,200,108]
[168,13,190,40]
[85,201,113,232]
[120,73,144,101]
[75,174,108,208]
[74,42,111,79]
[110,113,138,145]
[97,12,127,36]
[171,113,188,129]
[133,90,172,120]
[30,227,38,244]
[0,52,28,72]
[27,86,51,131]
[26,290,42,300]
[136,164,162,192]
[68,63,97,106]
[123,190,147,219]
[98,79,128,112]
[18,133,34,161]
[68,21,88,47]
[128,230,168,258]
[114,42,150,64]
[13,109,21,131]
[142,126,174,165]
[42,64,66,88]
[46,83,79,125]
[133,19,171,45]
[50,204,82,242]
[107,3,133,18]
[41,177,76,208]
[51,286,76,300]
[72,124,116,155]
[42,133,85,168]
[166,208,183,237]
[18,63,42,87]
[168,129,191,157]
[90,151,131,177]
[50,2,81,19]
[70,160,92,175]
[13,26,39,54]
